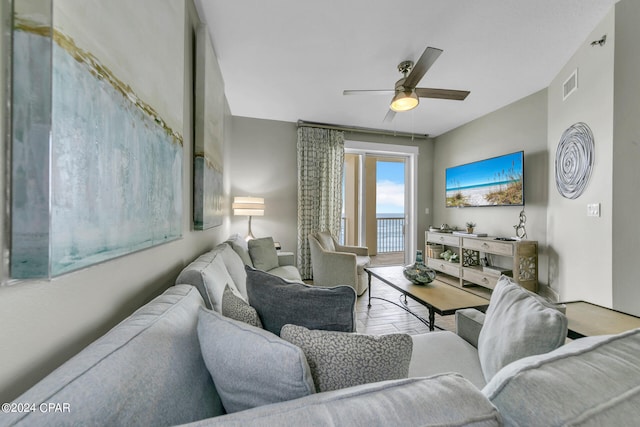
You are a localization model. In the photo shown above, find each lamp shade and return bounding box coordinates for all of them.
[232,196,265,216]
[390,90,419,112]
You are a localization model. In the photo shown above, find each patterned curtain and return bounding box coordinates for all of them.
[297,127,344,280]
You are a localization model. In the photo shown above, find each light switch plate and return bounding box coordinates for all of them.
[587,203,601,217]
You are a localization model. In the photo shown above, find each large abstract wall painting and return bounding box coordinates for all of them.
[11,0,185,278]
[193,25,224,230]
[11,3,52,279]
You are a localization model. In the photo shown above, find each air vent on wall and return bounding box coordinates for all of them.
[563,69,578,100]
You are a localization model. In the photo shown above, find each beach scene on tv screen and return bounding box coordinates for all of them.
[446,152,523,207]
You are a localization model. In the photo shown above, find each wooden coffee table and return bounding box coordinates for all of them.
[365,266,489,331]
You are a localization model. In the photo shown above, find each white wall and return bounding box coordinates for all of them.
[0,2,233,402]
[546,9,615,305]
[612,0,640,315]
[433,90,549,287]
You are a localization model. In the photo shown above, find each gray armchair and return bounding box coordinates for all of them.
[308,231,371,296]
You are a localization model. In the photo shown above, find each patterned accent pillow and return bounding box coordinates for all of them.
[221,284,263,328]
[281,324,413,392]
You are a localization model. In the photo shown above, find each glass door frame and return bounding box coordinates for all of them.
[344,140,419,264]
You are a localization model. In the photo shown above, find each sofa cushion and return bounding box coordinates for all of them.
[226,234,254,267]
[281,324,412,392]
[6,285,221,427]
[183,374,502,427]
[221,284,262,328]
[248,237,279,271]
[219,243,249,299]
[245,266,356,335]
[197,307,315,414]
[175,248,242,312]
[314,231,336,251]
[477,275,567,381]
[409,331,486,389]
[483,328,640,427]
[268,265,303,282]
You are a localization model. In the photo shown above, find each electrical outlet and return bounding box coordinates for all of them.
[587,203,601,217]
[425,208,430,215]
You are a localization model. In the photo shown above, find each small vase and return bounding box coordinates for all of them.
[403,250,436,285]
[467,228,474,234]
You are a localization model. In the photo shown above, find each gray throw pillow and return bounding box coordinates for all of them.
[248,237,279,271]
[477,275,567,381]
[221,284,262,328]
[281,324,413,392]
[196,307,315,414]
[245,266,356,335]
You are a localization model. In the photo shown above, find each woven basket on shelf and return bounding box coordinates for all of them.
[426,244,444,259]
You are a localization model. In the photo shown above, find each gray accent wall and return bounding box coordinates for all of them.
[433,90,549,288]
[229,116,299,254]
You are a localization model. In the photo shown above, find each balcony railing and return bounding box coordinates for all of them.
[377,216,404,252]
[339,216,404,253]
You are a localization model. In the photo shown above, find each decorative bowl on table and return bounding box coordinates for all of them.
[403,263,437,285]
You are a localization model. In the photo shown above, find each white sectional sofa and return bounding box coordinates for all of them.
[5,239,640,427]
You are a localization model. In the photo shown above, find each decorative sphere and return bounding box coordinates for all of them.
[403,263,436,285]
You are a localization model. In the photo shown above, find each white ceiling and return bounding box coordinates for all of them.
[195,0,617,137]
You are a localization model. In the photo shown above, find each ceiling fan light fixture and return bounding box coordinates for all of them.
[390,90,419,112]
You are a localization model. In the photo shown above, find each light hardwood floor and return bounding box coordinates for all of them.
[356,277,456,335]
[357,251,456,335]
[369,251,405,267]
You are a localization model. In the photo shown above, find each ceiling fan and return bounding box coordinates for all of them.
[343,46,470,122]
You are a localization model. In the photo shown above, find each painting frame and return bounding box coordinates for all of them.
[193,25,224,230]
[11,0,186,278]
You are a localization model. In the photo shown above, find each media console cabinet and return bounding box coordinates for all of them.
[425,231,538,292]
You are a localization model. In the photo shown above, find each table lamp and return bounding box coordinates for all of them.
[232,196,265,241]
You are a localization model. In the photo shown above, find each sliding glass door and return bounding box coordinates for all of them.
[341,141,418,266]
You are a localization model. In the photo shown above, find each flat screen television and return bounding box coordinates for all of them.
[445,151,524,208]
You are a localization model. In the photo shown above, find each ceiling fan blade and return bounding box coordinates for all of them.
[343,90,394,96]
[415,87,470,101]
[403,47,443,89]
[383,109,396,123]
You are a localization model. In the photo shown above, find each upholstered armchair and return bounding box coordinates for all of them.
[308,231,371,296]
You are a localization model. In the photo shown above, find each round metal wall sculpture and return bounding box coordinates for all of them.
[555,122,594,199]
